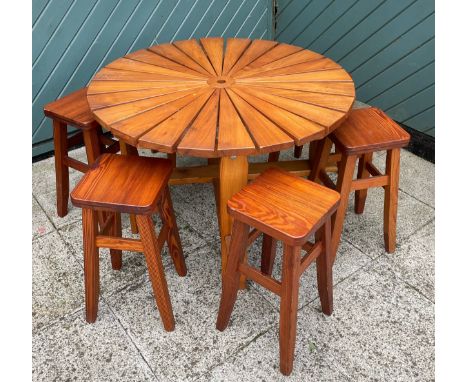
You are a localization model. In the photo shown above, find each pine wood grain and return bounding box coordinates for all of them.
[70,154,173,214]
[88,38,354,157]
[227,167,340,245]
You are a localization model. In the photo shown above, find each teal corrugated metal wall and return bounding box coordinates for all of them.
[32,0,274,157]
[276,0,435,137]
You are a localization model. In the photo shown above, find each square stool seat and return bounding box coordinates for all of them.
[227,167,340,246]
[71,154,173,214]
[44,87,97,129]
[331,107,410,154]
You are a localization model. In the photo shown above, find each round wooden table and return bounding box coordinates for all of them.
[87,37,355,279]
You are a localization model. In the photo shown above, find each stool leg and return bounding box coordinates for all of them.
[261,234,277,276]
[268,151,280,162]
[82,208,99,323]
[161,187,187,277]
[83,128,109,228]
[316,218,333,315]
[82,128,102,164]
[119,141,140,234]
[293,144,303,158]
[136,215,175,331]
[167,153,177,168]
[354,153,373,214]
[308,138,332,182]
[279,245,301,376]
[216,220,250,331]
[110,212,122,270]
[219,156,249,289]
[384,148,401,253]
[53,120,69,217]
[331,154,357,262]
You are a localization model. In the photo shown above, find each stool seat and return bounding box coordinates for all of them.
[44,88,97,129]
[228,167,340,246]
[71,154,172,214]
[332,107,410,154]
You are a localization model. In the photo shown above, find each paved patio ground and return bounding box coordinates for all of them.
[32,142,434,381]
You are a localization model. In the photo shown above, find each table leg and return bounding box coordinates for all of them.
[119,141,139,234]
[219,156,249,289]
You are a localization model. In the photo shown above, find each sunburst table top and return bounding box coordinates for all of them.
[87,38,355,158]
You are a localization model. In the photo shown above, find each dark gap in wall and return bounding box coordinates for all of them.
[399,123,434,163]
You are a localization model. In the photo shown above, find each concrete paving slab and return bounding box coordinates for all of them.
[32,231,84,332]
[200,328,351,381]
[32,303,155,382]
[302,257,434,381]
[382,219,435,302]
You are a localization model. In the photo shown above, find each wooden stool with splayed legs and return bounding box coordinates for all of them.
[43,88,121,217]
[216,167,340,376]
[310,107,410,261]
[70,154,187,331]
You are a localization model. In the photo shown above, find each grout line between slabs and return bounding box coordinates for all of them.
[381,254,435,305]
[398,216,435,243]
[399,188,434,210]
[33,305,85,336]
[104,297,161,382]
[196,325,276,381]
[32,193,59,233]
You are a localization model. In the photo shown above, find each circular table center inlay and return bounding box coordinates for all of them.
[207,76,234,88]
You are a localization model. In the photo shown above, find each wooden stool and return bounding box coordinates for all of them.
[310,107,410,260]
[70,154,187,331]
[216,167,340,376]
[44,88,120,218]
